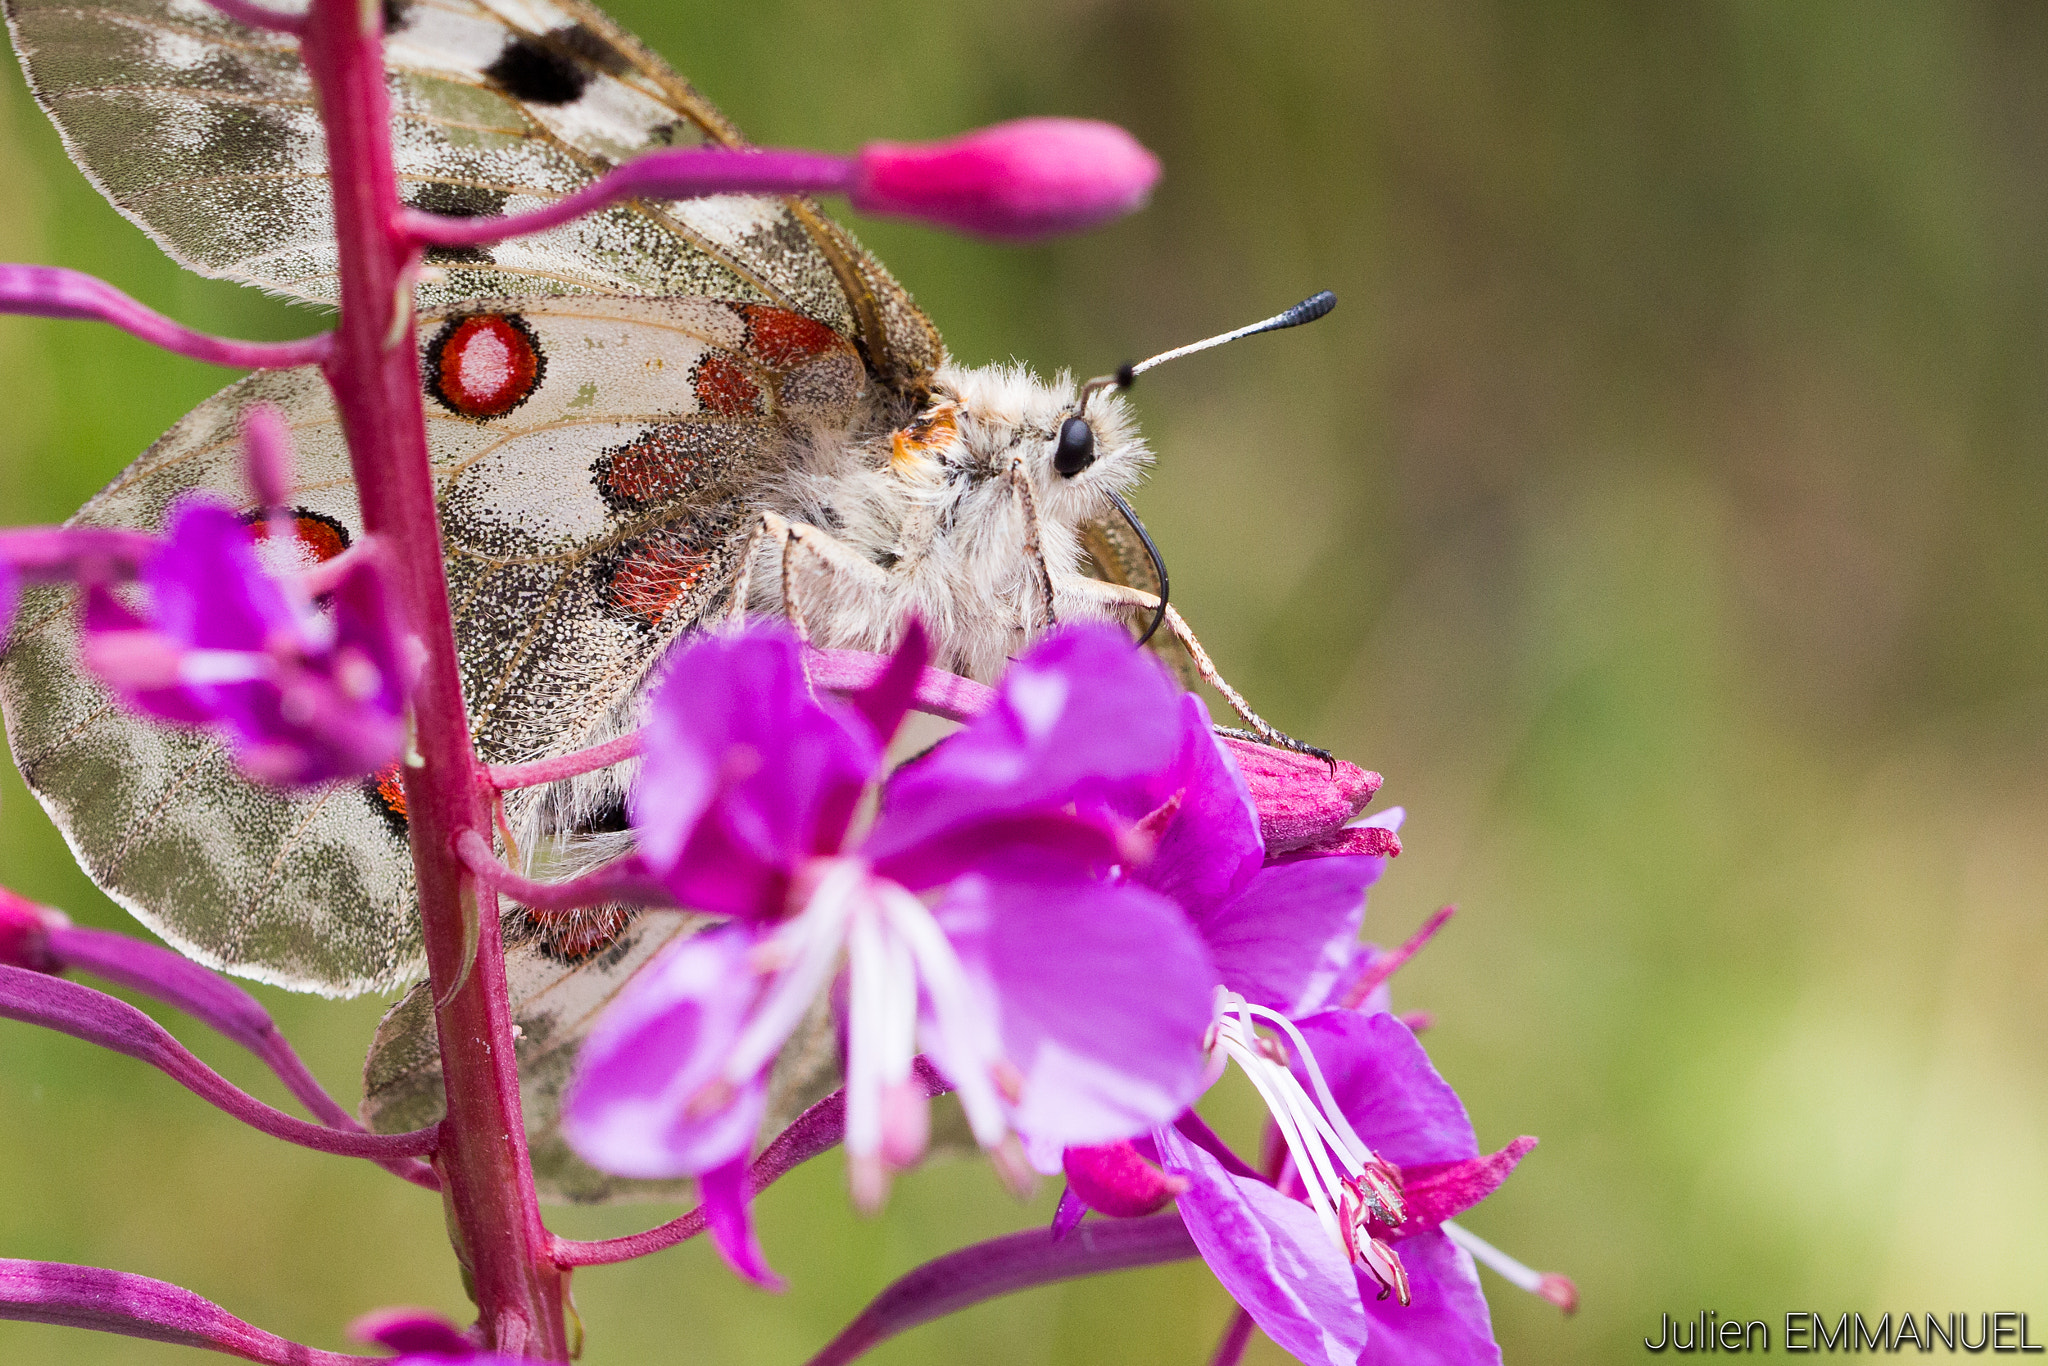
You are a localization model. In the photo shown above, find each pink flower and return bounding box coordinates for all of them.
[565,622,1223,1284]
[77,496,411,785]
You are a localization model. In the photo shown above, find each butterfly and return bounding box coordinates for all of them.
[0,0,1301,1197]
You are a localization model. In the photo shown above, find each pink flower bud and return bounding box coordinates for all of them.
[1063,1139,1188,1217]
[1219,737,1382,853]
[0,886,64,973]
[853,118,1160,240]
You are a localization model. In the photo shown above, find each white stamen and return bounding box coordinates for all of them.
[880,882,1008,1147]
[1440,1221,1541,1293]
[723,860,862,1081]
[1211,990,1402,1267]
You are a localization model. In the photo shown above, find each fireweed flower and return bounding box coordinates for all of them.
[564,620,1220,1283]
[1158,1010,1530,1366]
[1051,693,1535,1362]
[77,495,410,785]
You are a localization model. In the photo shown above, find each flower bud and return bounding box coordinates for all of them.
[0,886,64,973]
[1220,737,1381,854]
[1063,1139,1188,1217]
[853,118,1160,240]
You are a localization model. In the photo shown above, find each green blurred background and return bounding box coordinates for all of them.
[6,1,2048,1361]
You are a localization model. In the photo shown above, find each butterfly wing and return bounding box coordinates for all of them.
[361,909,843,1204]
[0,294,869,994]
[1,0,941,385]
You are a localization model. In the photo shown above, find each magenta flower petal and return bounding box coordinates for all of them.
[1291,1010,1478,1167]
[700,1154,784,1291]
[77,499,410,783]
[935,874,1214,1146]
[633,625,879,916]
[349,1307,476,1357]
[563,926,767,1178]
[870,808,1121,894]
[1123,693,1264,917]
[871,624,1183,861]
[1356,1230,1503,1366]
[843,617,930,748]
[1156,1122,1374,1366]
[1199,853,1392,1014]
[851,117,1160,240]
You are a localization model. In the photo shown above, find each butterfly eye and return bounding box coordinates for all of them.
[1053,415,1096,477]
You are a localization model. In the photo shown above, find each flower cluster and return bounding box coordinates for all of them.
[560,620,1567,1362]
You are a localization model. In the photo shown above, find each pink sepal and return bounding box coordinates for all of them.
[1395,1136,1538,1237]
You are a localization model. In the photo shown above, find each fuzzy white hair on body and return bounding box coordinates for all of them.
[750,360,1150,682]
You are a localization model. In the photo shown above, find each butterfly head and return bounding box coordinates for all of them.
[912,362,1151,536]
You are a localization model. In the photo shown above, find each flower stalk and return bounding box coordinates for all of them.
[295,0,563,1350]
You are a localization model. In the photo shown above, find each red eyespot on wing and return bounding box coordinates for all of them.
[426,313,544,419]
[242,508,351,564]
[601,531,710,628]
[690,353,762,417]
[595,424,705,509]
[368,760,409,838]
[739,304,842,368]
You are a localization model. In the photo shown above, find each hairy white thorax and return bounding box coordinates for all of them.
[752,360,1151,682]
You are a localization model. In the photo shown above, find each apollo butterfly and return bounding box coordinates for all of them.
[0,0,1309,1198]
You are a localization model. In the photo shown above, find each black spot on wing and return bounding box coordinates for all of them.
[382,0,413,33]
[552,24,635,76]
[484,36,589,106]
[406,182,507,264]
[408,181,510,219]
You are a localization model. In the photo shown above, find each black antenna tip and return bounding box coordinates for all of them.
[1277,289,1337,329]
[1115,361,1137,388]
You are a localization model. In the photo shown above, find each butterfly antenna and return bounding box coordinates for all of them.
[1074,289,1335,411]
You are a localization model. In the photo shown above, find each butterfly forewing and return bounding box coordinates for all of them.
[2,0,939,379]
[0,296,865,993]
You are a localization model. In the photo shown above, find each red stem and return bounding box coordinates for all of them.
[296,0,564,1353]
[483,731,643,790]
[402,147,853,250]
[453,830,674,915]
[0,1259,376,1365]
[802,1215,1198,1366]
[549,1060,951,1268]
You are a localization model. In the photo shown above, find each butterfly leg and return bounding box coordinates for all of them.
[735,509,900,648]
[1006,456,1058,631]
[1067,579,1334,764]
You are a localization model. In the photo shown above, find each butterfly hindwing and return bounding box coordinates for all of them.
[0,295,867,994]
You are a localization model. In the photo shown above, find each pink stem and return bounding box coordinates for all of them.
[0,1259,376,1365]
[197,0,305,34]
[0,963,434,1160]
[1340,905,1455,1010]
[482,649,989,795]
[453,830,674,915]
[1208,1308,1256,1366]
[804,1215,1198,1366]
[297,0,565,1351]
[0,526,159,585]
[550,1059,952,1268]
[46,924,438,1189]
[0,266,330,368]
[806,647,995,722]
[483,731,643,791]
[402,148,853,250]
